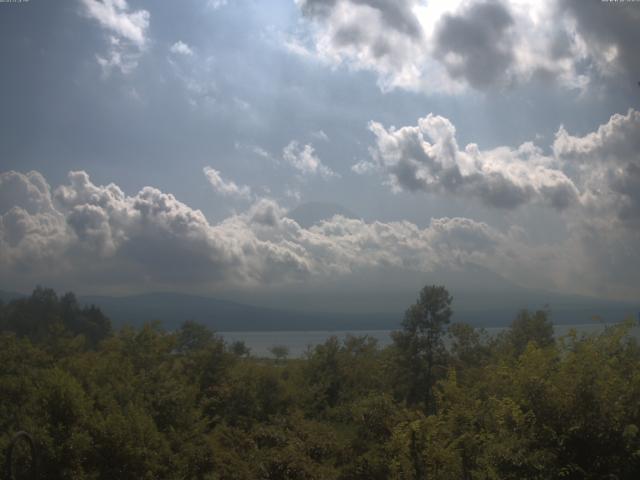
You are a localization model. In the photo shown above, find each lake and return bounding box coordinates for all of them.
[220,322,640,358]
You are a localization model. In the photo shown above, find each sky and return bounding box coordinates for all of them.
[1,0,639,309]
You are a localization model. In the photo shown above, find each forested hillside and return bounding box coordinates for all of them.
[1,287,640,479]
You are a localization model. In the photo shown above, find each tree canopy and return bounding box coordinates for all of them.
[1,286,639,479]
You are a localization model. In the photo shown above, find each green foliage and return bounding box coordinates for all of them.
[391,285,453,412]
[499,308,555,357]
[269,345,290,362]
[230,340,251,358]
[0,287,111,348]
[1,286,640,479]
[302,335,387,415]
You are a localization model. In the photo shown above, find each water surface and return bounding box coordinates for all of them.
[220,322,639,358]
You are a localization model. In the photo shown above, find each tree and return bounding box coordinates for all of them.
[231,340,251,357]
[448,322,490,370]
[0,288,111,348]
[392,285,452,414]
[175,320,214,353]
[269,345,290,362]
[502,308,554,356]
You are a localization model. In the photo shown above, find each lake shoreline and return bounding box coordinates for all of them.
[219,322,640,358]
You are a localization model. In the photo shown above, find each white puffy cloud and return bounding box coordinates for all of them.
[551,109,640,298]
[203,167,252,199]
[354,108,640,298]
[282,141,338,178]
[294,0,432,92]
[0,170,56,216]
[0,169,519,293]
[553,109,640,223]
[365,113,578,209]
[2,120,640,300]
[208,0,228,9]
[169,41,194,56]
[364,108,640,223]
[292,0,631,93]
[0,172,69,271]
[351,159,377,175]
[79,0,150,74]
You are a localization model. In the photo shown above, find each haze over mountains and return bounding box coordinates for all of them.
[2,268,637,332]
[1,204,637,332]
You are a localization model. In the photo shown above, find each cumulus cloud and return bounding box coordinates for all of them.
[203,167,252,199]
[2,149,640,298]
[294,0,431,91]
[0,171,68,269]
[553,109,640,223]
[365,113,578,209]
[0,170,56,216]
[4,108,640,297]
[292,0,630,93]
[79,0,150,74]
[352,108,640,298]
[170,41,194,56]
[282,141,338,178]
[0,169,521,293]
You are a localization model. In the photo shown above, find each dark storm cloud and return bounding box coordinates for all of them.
[433,1,514,89]
[293,0,640,94]
[562,0,640,81]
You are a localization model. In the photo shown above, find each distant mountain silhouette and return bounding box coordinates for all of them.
[69,290,640,330]
[287,202,358,228]
[78,292,396,331]
[2,274,637,331]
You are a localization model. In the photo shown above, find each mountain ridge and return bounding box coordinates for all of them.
[1,287,638,332]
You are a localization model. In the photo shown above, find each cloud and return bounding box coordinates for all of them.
[351,159,377,175]
[357,108,640,298]
[3,161,640,298]
[299,0,422,38]
[79,0,150,74]
[292,0,627,93]
[282,141,338,179]
[0,169,517,293]
[170,41,194,56]
[367,113,578,209]
[3,110,640,298]
[433,1,514,89]
[553,109,640,224]
[203,167,252,199]
[208,0,228,9]
[0,171,68,269]
[311,130,330,142]
[0,170,56,216]
[294,0,431,91]
[561,0,640,82]
[235,143,273,161]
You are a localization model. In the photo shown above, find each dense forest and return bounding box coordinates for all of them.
[1,286,640,479]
